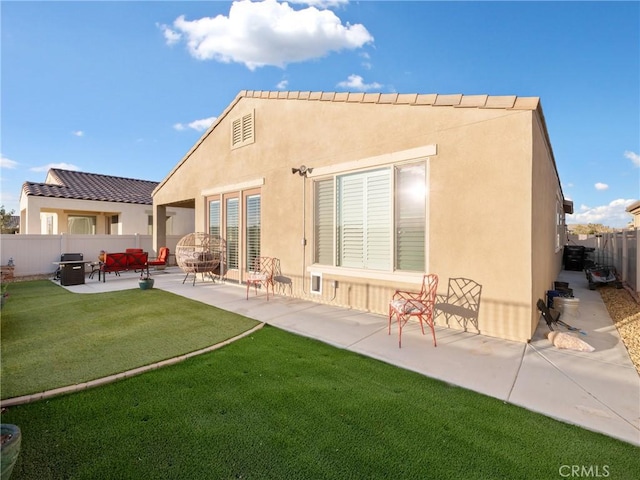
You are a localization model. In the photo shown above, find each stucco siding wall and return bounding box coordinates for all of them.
[531,114,564,335]
[155,97,549,342]
[428,110,534,341]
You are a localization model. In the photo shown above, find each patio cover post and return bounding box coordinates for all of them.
[153,204,166,255]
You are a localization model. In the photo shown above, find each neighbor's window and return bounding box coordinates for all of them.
[45,215,54,235]
[108,215,119,235]
[314,161,426,272]
[68,215,96,234]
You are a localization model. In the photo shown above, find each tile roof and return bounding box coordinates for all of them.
[171,90,543,165]
[22,169,158,205]
[237,90,540,110]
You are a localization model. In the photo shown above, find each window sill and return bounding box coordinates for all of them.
[306,265,425,285]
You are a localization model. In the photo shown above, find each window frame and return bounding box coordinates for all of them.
[206,185,262,283]
[556,193,565,252]
[244,189,261,272]
[67,215,97,235]
[312,159,428,277]
[224,194,240,272]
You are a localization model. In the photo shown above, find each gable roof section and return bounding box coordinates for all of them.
[155,90,546,194]
[22,169,158,205]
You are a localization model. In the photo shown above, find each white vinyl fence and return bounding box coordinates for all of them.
[0,234,185,277]
[568,230,639,294]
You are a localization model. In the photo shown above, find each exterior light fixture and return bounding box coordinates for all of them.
[291,165,313,177]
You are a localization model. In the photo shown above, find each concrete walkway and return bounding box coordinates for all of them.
[10,268,640,446]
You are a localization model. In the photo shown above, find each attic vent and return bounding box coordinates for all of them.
[231,111,255,149]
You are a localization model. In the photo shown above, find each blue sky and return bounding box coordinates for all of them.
[1,0,638,227]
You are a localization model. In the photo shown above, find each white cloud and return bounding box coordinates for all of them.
[30,163,80,173]
[624,150,640,167]
[567,198,636,228]
[1,154,18,169]
[159,23,182,45]
[276,79,289,90]
[594,182,609,191]
[162,0,373,70]
[289,0,349,8]
[337,74,381,91]
[360,51,372,70]
[174,116,217,132]
[72,130,84,137]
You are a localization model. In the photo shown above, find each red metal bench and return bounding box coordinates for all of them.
[99,252,149,282]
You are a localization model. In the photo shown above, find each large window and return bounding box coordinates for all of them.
[226,198,239,270]
[395,163,426,270]
[314,180,334,265]
[208,190,261,279]
[337,168,391,270]
[314,162,426,272]
[245,194,261,269]
[68,215,96,234]
[209,200,221,237]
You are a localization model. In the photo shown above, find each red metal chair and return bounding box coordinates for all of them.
[148,247,169,268]
[246,257,275,300]
[388,274,439,348]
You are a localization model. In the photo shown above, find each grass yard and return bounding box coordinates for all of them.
[1,280,639,479]
[1,280,259,399]
[2,326,639,479]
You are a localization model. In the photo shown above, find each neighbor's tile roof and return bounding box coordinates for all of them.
[22,169,158,205]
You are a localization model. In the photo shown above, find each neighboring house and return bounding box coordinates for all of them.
[626,200,640,229]
[152,90,571,343]
[20,169,194,235]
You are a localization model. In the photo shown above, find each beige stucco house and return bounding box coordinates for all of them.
[153,90,571,343]
[626,200,640,229]
[20,169,194,235]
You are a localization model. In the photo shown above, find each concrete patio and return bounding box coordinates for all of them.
[17,268,640,446]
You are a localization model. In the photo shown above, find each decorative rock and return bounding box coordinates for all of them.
[547,331,594,352]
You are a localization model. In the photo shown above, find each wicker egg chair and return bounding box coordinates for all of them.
[175,232,226,285]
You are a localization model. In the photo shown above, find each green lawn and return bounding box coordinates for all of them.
[1,280,259,398]
[1,281,639,479]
